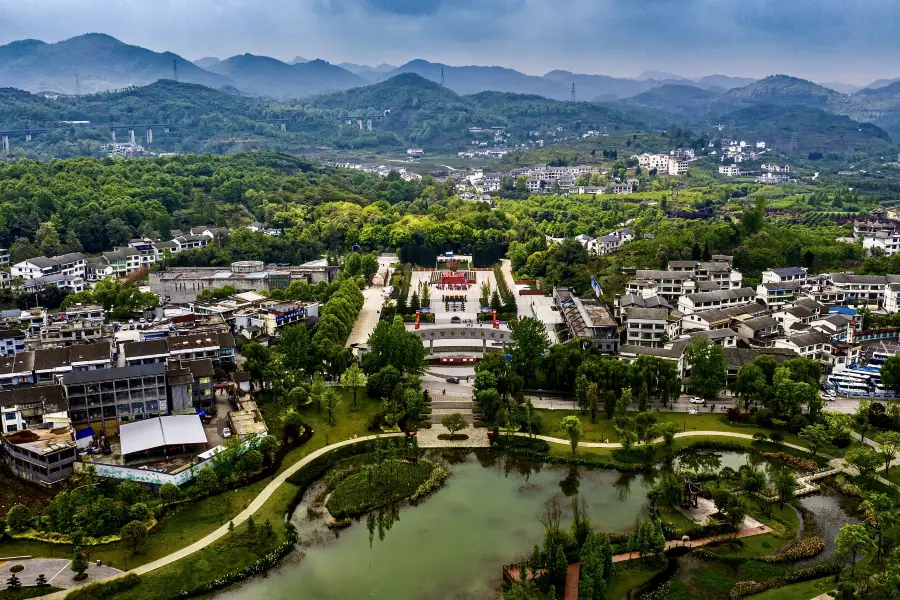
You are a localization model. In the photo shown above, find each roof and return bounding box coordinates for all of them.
[32,347,71,371]
[62,362,166,385]
[769,267,806,277]
[828,273,888,285]
[626,307,670,321]
[762,281,802,291]
[668,261,698,269]
[232,371,250,382]
[68,342,111,364]
[635,270,692,281]
[617,295,673,310]
[783,305,814,319]
[684,287,757,304]
[691,328,737,341]
[184,358,214,378]
[741,316,779,331]
[0,384,67,412]
[724,347,798,370]
[119,415,207,456]
[124,339,169,359]
[786,331,831,348]
[794,298,823,312]
[0,351,34,375]
[3,426,75,455]
[0,329,25,339]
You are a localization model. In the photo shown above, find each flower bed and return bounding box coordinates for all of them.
[783,559,842,583]
[832,475,864,499]
[410,464,449,502]
[759,534,824,563]
[729,578,782,599]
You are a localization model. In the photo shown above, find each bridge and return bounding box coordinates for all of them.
[408,323,512,353]
[0,121,181,152]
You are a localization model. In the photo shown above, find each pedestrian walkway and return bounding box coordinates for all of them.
[520,431,810,453]
[416,425,490,448]
[611,524,774,563]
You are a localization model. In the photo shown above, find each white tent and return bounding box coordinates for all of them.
[120,415,207,456]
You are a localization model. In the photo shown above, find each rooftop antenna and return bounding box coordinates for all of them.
[571,82,576,102]
[173,59,178,82]
[440,67,444,87]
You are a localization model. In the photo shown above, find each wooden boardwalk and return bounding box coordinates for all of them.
[563,563,580,600]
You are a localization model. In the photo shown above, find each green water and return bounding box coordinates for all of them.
[219,451,652,600]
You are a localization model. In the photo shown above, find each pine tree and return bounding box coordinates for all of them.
[6,574,22,591]
[35,573,48,587]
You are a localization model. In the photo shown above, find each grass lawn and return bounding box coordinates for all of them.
[746,577,834,600]
[606,565,664,600]
[108,389,382,600]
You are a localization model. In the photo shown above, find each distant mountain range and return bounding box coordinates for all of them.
[0,33,891,108]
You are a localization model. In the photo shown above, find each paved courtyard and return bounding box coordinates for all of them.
[0,557,123,590]
[416,424,490,448]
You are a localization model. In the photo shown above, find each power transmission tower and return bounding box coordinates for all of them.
[173,59,178,82]
[75,74,80,96]
[440,67,444,87]
[571,82,576,102]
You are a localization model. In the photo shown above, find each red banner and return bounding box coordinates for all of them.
[415,311,420,330]
[492,310,498,329]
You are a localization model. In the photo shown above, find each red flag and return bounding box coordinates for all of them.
[415,310,420,330]
[492,310,498,329]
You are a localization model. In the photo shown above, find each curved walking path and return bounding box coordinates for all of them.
[519,431,811,453]
[35,432,403,600]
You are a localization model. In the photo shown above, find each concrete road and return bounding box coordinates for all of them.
[345,285,385,347]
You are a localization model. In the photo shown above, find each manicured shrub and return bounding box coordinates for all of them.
[760,535,824,563]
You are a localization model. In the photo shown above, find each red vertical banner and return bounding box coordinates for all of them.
[415,310,421,330]
[492,310,498,329]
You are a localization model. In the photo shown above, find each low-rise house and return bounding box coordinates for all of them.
[2,424,76,485]
[762,267,808,285]
[677,288,757,315]
[736,316,780,348]
[12,252,87,281]
[774,331,832,362]
[0,330,26,356]
[22,273,85,294]
[623,307,678,347]
[756,280,803,309]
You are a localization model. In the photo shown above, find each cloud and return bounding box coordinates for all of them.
[0,0,895,83]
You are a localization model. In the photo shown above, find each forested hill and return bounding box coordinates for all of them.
[0,75,661,157]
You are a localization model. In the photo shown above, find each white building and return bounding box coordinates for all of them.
[718,165,741,177]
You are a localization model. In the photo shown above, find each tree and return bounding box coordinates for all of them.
[561,415,582,454]
[71,547,88,578]
[772,468,796,509]
[311,373,327,412]
[155,482,181,506]
[875,431,900,475]
[6,573,21,591]
[5,504,29,531]
[845,446,881,482]
[509,317,550,384]
[441,413,469,438]
[835,523,874,577]
[35,573,48,587]
[365,317,427,375]
[881,355,900,396]
[586,382,599,424]
[575,374,589,414]
[342,363,367,409]
[685,339,727,399]
[282,410,305,441]
[324,389,341,426]
[195,466,219,495]
[798,424,830,457]
[652,422,678,449]
[120,520,148,555]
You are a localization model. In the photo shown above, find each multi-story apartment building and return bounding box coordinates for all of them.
[756,281,803,309]
[762,267,808,285]
[623,307,678,348]
[677,288,757,315]
[0,330,26,356]
[2,423,77,485]
[12,253,87,281]
[629,270,695,301]
[63,362,169,435]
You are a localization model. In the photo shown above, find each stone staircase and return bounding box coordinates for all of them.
[427,395,477,423]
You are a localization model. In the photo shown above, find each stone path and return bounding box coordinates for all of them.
[563,563,580,600]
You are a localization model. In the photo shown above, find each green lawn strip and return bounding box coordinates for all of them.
[606,565,664,600]
[744,576,834,600]
[326,459,437,519]
[534,409,807,449]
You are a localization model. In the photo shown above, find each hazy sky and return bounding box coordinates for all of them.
[0,0,895,84]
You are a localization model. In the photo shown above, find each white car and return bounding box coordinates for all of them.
[689,397,706,404]
[222,427,232,439]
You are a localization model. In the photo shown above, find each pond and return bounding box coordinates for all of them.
[796,487,859,564]
[219,450,655,600]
